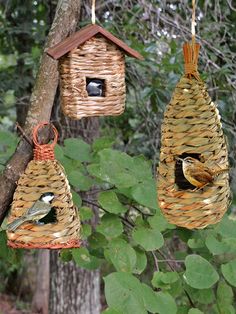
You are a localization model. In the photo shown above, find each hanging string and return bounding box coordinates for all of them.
[191,0,196,62]
[183,0,200,80]
[91,0,96,24]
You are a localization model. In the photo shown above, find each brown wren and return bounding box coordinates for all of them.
[176,157,228,189]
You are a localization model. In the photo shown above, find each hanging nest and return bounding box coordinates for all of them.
[59,35,126,119]
[157,42,230,229]
[7,123,81,249]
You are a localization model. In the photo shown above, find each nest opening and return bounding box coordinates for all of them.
[86,78,105,97]
[39,207,57,224]
[175,153,201,190]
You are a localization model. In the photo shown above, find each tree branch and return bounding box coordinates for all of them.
[0,0,81,224]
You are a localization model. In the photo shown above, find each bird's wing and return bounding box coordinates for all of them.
[192,170,213,183]
[26,200,51,216]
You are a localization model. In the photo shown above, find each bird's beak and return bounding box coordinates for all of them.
[176,157,184,162]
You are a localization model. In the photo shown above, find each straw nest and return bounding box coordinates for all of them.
[59,35,125,119]
[157,43,230,229]
[7,159,81,249]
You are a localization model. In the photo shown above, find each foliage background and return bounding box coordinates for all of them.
[0,1,236,313]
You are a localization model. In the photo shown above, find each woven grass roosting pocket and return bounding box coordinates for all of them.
[47,24,143,120]
[59,35,125,119]
[157,42,230,229]
[7,123,81,249]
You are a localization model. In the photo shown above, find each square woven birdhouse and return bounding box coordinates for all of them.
[47,24,143,120]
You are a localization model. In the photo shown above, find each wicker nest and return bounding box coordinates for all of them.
[157,42,230,229]
[59,35,125,119]
[7,123,81,249]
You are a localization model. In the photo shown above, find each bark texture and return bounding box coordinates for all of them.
[31,250,50,314]
[50,253,100,314]
[0,0,81,224]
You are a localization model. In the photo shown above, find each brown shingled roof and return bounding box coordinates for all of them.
[47,24,143,60]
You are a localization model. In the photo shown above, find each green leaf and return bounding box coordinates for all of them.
[0,231,9,259]
[205,234,227,255]
[64,138,91,162]
[81,224,92,239]
[152,292,177,314]
[141,284,161,313]
[133,248,147,274]
[104,272,147,314]
[97,214,123,239]
[184,255,219,289]
[148,212,175,232]
[221,259,236,287]
[105,238,136,272]
[217,281,234,307]
[98,191,127,214]
[68,171,93,191]
[132,226,164,251]
[92,137,114,152]
[188,309,204,314]
[79,206,93,221]
[72,191,82,207]
[54,144,64,161]
[88,232,108,249]
[131,179,158,210]
[72,248,100,270]
[152,271,179,289]
[184,285,215,305]
[215,215,236,238]
[60,249,72,262]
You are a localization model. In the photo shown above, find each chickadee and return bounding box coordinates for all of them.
[7,192,56,232]
[86,79,104,97]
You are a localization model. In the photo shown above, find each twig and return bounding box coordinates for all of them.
[157,249,195,308]
[82,198,135,228]
[16,122,33,146]
[151,251,159,272]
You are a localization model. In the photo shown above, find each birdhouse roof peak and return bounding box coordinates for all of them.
[47,24,143,60]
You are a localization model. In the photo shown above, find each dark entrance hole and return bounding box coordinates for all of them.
[39,207,57,224]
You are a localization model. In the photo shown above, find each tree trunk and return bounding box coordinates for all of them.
[31,250,50,314]
[50,253,100,314]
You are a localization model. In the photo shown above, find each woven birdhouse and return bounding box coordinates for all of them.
[47,24,143,120]
[157,42,230,229]
[7,123,80,249]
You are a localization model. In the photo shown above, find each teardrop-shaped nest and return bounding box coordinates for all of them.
[157,44,230,229]
[7,160,81,248]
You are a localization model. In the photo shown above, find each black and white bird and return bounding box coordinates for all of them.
[7,192,56,232]
[86,79,104,97]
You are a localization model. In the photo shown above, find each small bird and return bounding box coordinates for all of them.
[177,157,228,189]
[7,192,56,232]
[86,79,104,97]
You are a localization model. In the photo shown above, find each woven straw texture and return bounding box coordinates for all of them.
[59,35,125,119]
[7,123,80,249]
[157,43,230,229]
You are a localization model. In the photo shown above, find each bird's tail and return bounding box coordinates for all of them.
[213,168,229,177]
[7,216,27,232]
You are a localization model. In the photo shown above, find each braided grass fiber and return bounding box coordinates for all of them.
[7,123,80,249]
[59,35,125,119]
[7,160,80,248]
[157,43,230,229]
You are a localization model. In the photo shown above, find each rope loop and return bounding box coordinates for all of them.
[91,0,96,24]
[33,122,58,161]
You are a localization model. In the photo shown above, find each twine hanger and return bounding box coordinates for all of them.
[91,0,96,24]
[183,0,200,81]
